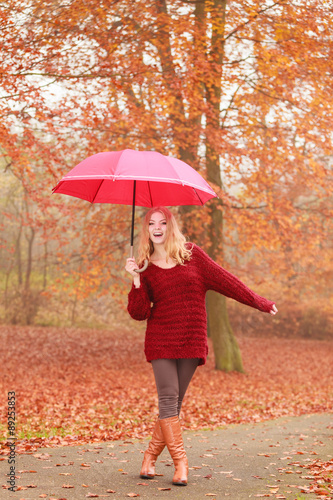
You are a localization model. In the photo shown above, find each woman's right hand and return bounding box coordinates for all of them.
[125,257,140,278]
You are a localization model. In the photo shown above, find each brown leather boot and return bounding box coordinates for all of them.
[159,415,188,486]
[140,419,166,479]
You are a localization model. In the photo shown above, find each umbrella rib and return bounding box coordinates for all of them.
[91,180,104,203]
[147,181,153,207]
[193,187,204,206]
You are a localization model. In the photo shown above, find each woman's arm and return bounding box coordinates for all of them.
[193,244,277,314]
[125,258,152,321]
[127,280,152,320]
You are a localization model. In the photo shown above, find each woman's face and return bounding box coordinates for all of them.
[148,211,167,246]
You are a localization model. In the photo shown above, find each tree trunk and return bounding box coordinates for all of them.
[43,240,48,290]
[205,0,243,372]
[205,201,244,372]
[206,291,244,371]
[15,223,23,286]
[178,0,206,230]
[156,0,243,371]
[25,226,35,291]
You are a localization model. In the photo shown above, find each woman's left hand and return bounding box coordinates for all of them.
[270,304,278,315]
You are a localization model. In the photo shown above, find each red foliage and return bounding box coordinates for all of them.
[0,326,332,456]
[282,459,333,500]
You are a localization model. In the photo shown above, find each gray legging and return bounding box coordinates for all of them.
[151,358,200,420]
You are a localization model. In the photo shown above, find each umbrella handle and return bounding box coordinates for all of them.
[134,259,149,273]
[130,245,148,273]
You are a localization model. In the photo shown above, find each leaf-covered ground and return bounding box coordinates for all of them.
[294,459,333,498]
[0,326,332,455]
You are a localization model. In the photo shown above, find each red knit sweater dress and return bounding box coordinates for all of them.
[127,243,275,366]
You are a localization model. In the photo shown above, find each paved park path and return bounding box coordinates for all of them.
[1,413,332,500]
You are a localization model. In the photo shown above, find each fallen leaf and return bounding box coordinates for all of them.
[1,327,332,464]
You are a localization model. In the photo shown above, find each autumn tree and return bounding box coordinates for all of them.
[1,0,332,368]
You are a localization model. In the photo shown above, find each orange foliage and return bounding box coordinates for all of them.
[0,326,332,454]
[0,0,332,319]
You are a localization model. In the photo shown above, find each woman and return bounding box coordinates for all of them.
[125,206,277,487]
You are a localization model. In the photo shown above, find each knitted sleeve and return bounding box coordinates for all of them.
[193,244,275,313]
[127,277,152,321]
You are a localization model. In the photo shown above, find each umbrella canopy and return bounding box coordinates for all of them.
[52,149,217,206]
[52,149,218,272]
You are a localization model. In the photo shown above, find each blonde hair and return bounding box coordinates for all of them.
[137,206,193,266]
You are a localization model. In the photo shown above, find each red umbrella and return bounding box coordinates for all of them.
[52,149,217,272]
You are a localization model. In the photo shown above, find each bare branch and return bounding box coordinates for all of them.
[223,0,289,43]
